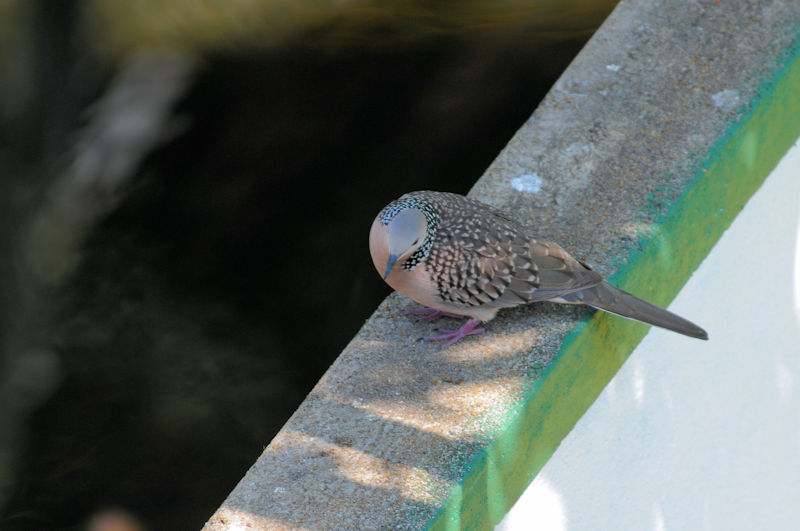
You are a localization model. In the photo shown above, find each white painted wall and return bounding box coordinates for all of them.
[498,136,800,531]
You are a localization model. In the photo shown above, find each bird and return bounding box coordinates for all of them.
[369,191,708,347]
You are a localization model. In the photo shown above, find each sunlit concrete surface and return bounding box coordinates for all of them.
[498,136,800,530]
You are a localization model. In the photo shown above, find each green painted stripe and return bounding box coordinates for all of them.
[427,29,800,531]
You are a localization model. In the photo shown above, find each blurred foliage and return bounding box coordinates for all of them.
[85,0,608,55]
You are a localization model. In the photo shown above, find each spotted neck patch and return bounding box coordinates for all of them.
[379,196,440,271]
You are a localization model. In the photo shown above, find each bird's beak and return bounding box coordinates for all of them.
[384,254,399,280]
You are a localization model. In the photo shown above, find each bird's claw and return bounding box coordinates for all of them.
[421,318,485,348]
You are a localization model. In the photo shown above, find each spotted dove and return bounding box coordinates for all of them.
[369,191,708,347]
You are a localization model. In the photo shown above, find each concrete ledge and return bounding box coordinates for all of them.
[204,1,800,529]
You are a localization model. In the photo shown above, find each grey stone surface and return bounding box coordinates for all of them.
[204,1,800,529]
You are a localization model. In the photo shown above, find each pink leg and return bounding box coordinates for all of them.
[423,318,485,348]
[404,307,465,323]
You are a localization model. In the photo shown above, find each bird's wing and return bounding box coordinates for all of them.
[431,206,601,309]
[522,240,604,302]
[428,230,522,308]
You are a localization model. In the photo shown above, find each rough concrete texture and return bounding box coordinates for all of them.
[204,1,800,529]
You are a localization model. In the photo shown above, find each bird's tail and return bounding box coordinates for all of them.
[560,281,708,340]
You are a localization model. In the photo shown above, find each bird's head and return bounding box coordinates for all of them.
[369,206,428,280]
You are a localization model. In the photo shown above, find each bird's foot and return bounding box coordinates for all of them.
[404,307,464,323]
[423,318,485,348]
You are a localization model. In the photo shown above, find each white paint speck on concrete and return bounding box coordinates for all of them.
[711,89,740,109]
[511,173,544,194]
[606,64,621,72]
[497,135,800,530]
